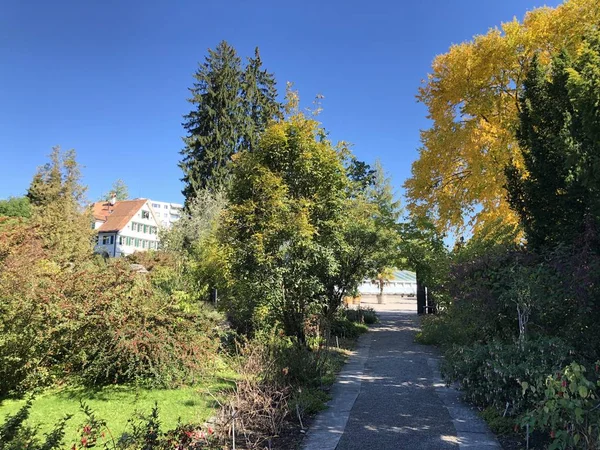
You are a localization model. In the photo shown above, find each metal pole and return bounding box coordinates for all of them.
[416,271,425,315]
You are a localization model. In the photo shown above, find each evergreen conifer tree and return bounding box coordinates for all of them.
[180,42,280,205]
[506,33,600,249]
[240,48,281,152]
[180,41,243,200]
[26,146,94,263]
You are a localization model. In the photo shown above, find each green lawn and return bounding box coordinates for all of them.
[0,375,234,447]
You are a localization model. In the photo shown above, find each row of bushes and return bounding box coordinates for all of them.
[418,234,600,448]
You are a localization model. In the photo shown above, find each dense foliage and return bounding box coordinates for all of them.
[405,0,599,237]
[179,41,281,200]
[0,196,31,219]
[418,30,600,449]
[506,33,600,250]
[217,104,399,341]
[0,223,221,394]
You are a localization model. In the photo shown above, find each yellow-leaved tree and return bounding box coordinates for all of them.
[404,0,600,238]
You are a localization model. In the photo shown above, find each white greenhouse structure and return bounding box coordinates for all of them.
[358,270,417,297]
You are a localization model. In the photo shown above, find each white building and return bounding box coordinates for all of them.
[92,198,161,257]
[358,270,417,297]
[148,200,182,228]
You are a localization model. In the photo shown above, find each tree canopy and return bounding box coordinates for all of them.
[404,0,600,237]
[102,179,129,201]
[218,101,401,339]
[0,196,31,219]
[179,41,281,204]
[26,146,94,263]
[506,32,600,250]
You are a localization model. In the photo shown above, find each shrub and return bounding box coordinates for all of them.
[0,225,222,392]
[289,388,329,417]
[220,339,292,449]
[344,307,378,325]
[442,337,573,416]
[415,315,453,346]
[522,361,600,450]
[479,406,518,436]
[254,331,328,388]
[59,261,221,387]
[330,317,368,339]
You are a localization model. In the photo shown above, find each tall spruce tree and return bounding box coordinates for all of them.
[241,48,281,152]
[180,41,243,200]
[180,42,280,205]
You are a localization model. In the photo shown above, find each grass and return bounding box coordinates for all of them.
[0,374,235,446]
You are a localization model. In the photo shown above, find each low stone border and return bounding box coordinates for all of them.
[427,358,502,449]
[301,332,373,450]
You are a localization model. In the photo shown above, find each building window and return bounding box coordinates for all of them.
[135,238,140,248]
[164,213,168,218]
[143,224,148,233]
[131,223,137,232]
[142,240,147,249]
[152,203,160,208]
[164,205,168,209]
[142,210,150,219]
[119,236,124,245]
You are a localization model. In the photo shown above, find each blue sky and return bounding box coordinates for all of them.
[0,0,561,203]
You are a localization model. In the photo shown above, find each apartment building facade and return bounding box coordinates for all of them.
[149,200,182,228]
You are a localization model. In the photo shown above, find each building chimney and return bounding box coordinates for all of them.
[109,192,117,206]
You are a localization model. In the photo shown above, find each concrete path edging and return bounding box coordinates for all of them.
[427,358,501,449]
[302,331,373,450]
[302,309,502,449]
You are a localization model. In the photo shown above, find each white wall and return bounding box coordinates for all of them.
[149,200,182,228]
[115,202,160,257]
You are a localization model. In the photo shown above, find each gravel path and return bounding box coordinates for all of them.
[303,307,501,450]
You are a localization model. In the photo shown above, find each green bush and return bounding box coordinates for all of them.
[344,307,378,325]
[442,337,573,416]
[253,331,328,388]
[0,225,222,392]
[330,317,368,339]
[289,388,329,416]
[60,262,221,387]
[522,361,600,450]
[415,315,453,345]
[479,406,517,436]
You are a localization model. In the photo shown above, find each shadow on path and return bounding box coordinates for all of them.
[303,310,500,450]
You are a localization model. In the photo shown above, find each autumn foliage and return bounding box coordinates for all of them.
[405,0,600,236]
[0,222,220,395]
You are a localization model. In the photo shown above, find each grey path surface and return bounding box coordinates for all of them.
[303,304,500,450]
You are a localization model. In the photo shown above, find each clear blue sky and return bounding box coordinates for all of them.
[0,0,561,204]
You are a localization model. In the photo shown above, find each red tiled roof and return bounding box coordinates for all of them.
[91,199,147,232]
